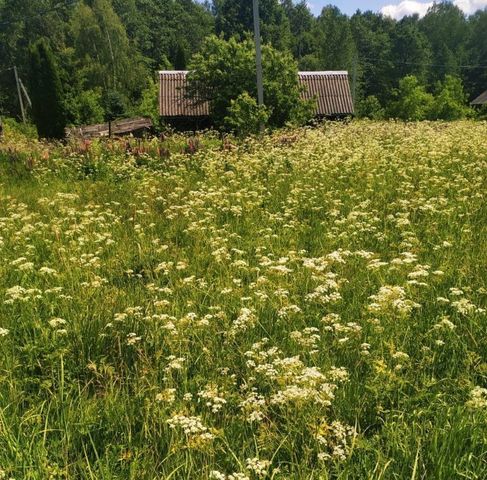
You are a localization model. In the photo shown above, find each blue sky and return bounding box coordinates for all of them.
[199,1,487,19]
[305,1,487,16]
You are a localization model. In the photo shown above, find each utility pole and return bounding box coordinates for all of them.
[352,54,358,112]
[14,66,26,123]
[253,0,264,132]
[19,77,32,109]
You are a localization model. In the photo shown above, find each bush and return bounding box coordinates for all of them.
[2,117,38,139]
[430,75,473,120]
[390,75,434,121]
[223,92,270,136]
[102,90,128,122]
[186,35,314,131]
[358,95,385,120]
[135,77,162,129]
[74,89,104,125]
[477,104,487,120]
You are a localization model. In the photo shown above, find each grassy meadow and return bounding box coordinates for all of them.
[0,121,486,479]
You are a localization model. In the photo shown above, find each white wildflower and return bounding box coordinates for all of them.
[466,386,487,409]
[48,318,66,328]
[155,389,176,404]
[368,285,419,316]
[246,457,271,478]
[126,332,142,345]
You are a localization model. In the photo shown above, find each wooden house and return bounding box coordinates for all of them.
[158,70,354,124]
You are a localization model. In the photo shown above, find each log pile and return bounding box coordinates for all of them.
[66,116,153,140]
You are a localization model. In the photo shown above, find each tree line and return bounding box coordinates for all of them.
[0,0,486,135]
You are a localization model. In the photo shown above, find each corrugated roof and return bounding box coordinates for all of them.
[298,72,354,116]
[159,71,209,117]
[471,89,487,105]
[159,70,354,117]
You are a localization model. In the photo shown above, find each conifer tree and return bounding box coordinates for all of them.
[29,38,66,139]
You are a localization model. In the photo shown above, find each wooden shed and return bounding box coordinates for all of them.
[159,70,354,120]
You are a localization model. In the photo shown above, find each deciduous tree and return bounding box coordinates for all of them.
[390,75,434,121]
[186,35,314,129]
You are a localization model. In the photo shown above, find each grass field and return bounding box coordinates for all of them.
[0,121,486,479]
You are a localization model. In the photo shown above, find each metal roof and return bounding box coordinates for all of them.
[159,70,354,118]
[471,89,487,105]
[159,71,209,117]
[298,72,354,116]
[299,71,349,76]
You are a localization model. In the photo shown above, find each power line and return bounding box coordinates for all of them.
[361,57,487,69]
[0,0,79,27]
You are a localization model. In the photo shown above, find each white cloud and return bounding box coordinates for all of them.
[380,0,487,19]
[381,1,432,19]
[454,0,487,14]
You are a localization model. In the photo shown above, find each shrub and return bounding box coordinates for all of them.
[477,104,487,120]
[390,75,434,121]
[102,90,128,122]
[186,35,314,131]
[2,117,38,139]
[135,77,162,129]
[74,89,104,125]
[358,95,385,120]
[430,75,474,120]
[224,92,270,136]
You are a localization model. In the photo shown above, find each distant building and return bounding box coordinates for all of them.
[159,70,354,124]
[471,89,487,106]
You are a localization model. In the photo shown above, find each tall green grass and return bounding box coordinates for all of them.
[0,121,485,479]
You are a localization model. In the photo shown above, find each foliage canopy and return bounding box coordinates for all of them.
[186,35,314,130]
[390,75,434,121]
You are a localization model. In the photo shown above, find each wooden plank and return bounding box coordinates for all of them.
[66,117,153,139]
